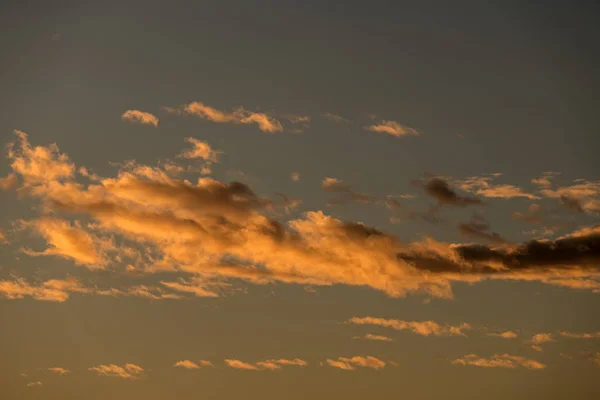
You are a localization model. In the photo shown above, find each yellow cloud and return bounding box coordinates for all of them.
[364,120,420,137]
[325,356,386,371]
[347,317,472,337]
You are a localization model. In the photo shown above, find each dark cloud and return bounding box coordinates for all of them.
[415,178,484,207]
[560,195,585,213]
[458,214,506,244]
[399,227,600,275]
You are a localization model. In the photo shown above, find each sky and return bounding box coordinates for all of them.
[1,1,600,399]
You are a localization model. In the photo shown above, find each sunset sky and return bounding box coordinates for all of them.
[1,1,600,399]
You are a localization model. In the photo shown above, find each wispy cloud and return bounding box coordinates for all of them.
[347,317,472,337]
[325,356,386,371]
[364,120,420,137]
[225,358,307,370]
[47,367,71,375]
[559,331,600,339]
[454,175,539,200]
[352,333,393,341]
[321,112,350,123]
[166,101,283,133]
[452,354,545,370]
[89,364,144,379]
[121,110,159,127]
[486,331,518,339]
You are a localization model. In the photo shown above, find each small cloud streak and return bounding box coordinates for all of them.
[168,101,283,133]
[122,110,159,127]
[347,316,472,337]
[353,333,393,342]
[47,367,71,375]
[321,113,350,123]
[452,354,546,370]
[486,331,518,339]
[364,120,420,137]
[325,356,386,371]
[89,363,144,379]
[225,358,307,370]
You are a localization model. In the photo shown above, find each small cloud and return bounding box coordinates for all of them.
[486,331,518,339]
[527,333,555,351]
[364,120,420,137]
[121,110,159,127]
[291,172,300,182]
[321,113,350,124]
[224,359,258,370]
[27,381,42,387]
[325,356,386,371]
[347,317,472,337]
[174,360,200,369]
[47,367,71,375]
[168,101,283,133]
[353,333,393,342]
[89,363,144,379]
[559,331,600,339]
[452,354,545,370]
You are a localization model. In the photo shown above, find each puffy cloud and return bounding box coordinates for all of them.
[353,333,393,342]
[325,356,386,371]
[5,133,600,301]
[121,110,159,127]
[89,363,144,379]
[452,354,545,370]
[8,130,74,184]
[364,120,420,137]
[527,333,555,351]
[534,174,600,214]
[179,137,221,163]
[486,331,518,339]
[559,331,600,339]
[47,367,71,375]
[321,113,350,123]
[169,101,283,133]
[347,317,472,337]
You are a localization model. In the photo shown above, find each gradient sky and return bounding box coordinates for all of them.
[1,1,600,399]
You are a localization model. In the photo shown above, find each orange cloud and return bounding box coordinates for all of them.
[353,333,393,341]
[225,358,306,370]
[170,101,283,133]
[21,217,107,268]
[452,354,545,370]
[5,133,600,302]
[364,120,420,137]
[454,175,539,199]
[559,331,600,339]
[347,317,472,337]
[527,333,555,351]
[47,367,71,375]
[0,173,18,190]
[321,113,350,123]
[325,356,386,371]
[121,110,159,127]
[89,364,144,379]
[0,277,90,302]
[174,360,200,369]
[486,331,518,339]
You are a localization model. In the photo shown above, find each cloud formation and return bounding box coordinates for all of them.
[528,333,555,351]
[454,175,539,199]
[47,367,71,375]
[89,364,144,379]
[347,317,472,337]
[364,120,420,137]
[452,354,545,370]
[325,356,386,371]
[4,131,600,302]
[353,333,393,341]
[225,358,307,370]
[121,110,159,127]
[168,101,283,133]
[486,331,518,339]
[559,331,600,339]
